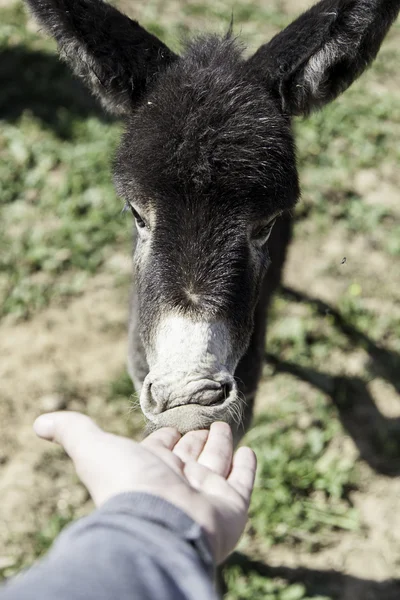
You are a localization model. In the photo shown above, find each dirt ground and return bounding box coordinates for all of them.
[0,260,143,566]
[251,239,400,599]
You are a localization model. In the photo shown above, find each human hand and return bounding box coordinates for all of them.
[34,412,257,564]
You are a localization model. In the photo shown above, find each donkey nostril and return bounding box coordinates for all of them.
[147,382,162,411]
[208,381,233,407]
[221,381,233,399]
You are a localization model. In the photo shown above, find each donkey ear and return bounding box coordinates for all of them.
[25,0,178,115]
[247,0,400,116]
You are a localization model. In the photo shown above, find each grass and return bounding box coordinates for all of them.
[1,2,400,599]
[247,397,358,549]
[33,511,76,557]
[0,4,128,319]
[225,567,330,600]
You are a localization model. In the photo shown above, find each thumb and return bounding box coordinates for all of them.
[34,411,103,462]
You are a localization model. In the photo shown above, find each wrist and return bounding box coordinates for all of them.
[99,492,216,573]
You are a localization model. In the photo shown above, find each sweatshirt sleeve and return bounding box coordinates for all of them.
[0,492,218,600]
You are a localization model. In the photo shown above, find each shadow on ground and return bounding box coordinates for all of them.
[266,286,400,477]
[224,552,400,600]
[0,46,114,136]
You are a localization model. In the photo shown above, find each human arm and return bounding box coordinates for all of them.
[0,414,256,600]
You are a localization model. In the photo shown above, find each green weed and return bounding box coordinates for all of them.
[245,395,357,550]
[225,566,330,600]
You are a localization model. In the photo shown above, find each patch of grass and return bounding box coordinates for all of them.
[225,566,330,600]
[268,284,400,373]
[223,367,358,596]
[295,83,400,238]
[107,372,144,437]
[296,87,400,176]
[267,296,350,370]
[33,510,75,558]
[0,5,130,319]
[244,395,357,551]
[0,509,76,582]
[108,370,135,401]
[181,1,289,29]
[338,287,400,349]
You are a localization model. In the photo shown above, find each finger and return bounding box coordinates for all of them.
[183,460,227,495]
[173,430,209,463]
[33,411,102,461]
[197,422,233,478]
[141,427,182,451]
[227,447,257,505]
[146,445,186,476]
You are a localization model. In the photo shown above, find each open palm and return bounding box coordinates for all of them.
[34,412,257,564]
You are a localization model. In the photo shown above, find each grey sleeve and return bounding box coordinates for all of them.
[0,493,218,600]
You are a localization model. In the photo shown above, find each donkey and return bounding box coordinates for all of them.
[27,0,400,442]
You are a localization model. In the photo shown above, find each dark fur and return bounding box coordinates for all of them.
[115,35,299,385]
[25,0,178,114]
[249,0,400,115]
[26,0,400,438]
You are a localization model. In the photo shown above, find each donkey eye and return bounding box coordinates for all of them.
[252,218,277,244]
[130,206,147,229]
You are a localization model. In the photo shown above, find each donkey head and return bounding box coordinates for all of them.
[27,0,399,434]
